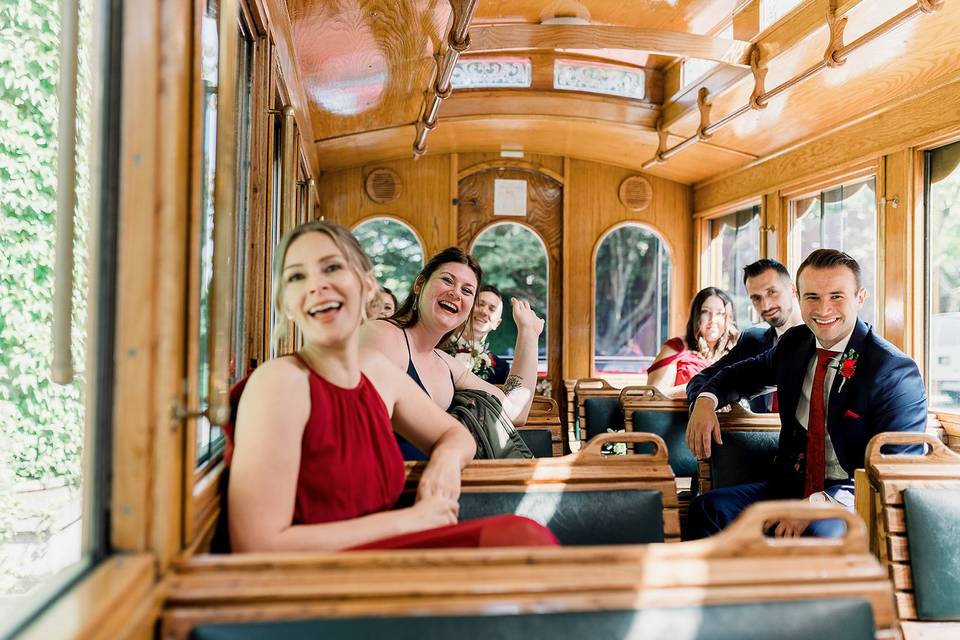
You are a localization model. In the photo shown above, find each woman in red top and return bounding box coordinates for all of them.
[646,287,739,398]
[227,220,557,552]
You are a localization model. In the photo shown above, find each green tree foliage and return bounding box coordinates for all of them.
[594,225,671,372]
[353,218,423,302]
[1,0,89,483]
[471,223,548,361]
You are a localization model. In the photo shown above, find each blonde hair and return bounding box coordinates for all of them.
[271,220,381,352]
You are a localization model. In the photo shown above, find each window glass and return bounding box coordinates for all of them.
[792,176,877,325]
[353,218,424,302]
[471,223,549,371]
[231,20,254,383]
[1,0,107,623]
[594,225,672,374]
[268,103,282,359]
[761,0,804,29]
[708,206,761,328]
[926,140,960,411]
[194,5,220,465]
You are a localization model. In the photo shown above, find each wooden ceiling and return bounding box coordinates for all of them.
[286,0,960,186]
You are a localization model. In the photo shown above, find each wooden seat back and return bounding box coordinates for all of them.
[697,406,782,496]
[521,394,564,456]
[163,501,896,639]
[406,432,680,542]
[573,378,622,447]
[864,431,960,633]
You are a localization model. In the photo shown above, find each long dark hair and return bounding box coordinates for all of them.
[390,247,483,347]
[683,286,738,362]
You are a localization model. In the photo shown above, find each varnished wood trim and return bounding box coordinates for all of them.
[18,555,156,640]
[778,160,879,199]
[458,159,564,184]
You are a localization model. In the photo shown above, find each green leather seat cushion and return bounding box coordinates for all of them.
[459,489,664,545]
[190,598,875,640]
[631,410,698,477]
[584,398,623,441]
[709,430,779,489]
[517,428,554,458]
[903,487,960,620]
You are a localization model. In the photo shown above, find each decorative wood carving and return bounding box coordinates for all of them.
[364,167,402,203]
[696,86,712,140]
[917,0,945,14]
[457,167,563,404]
[824,8,848,68]
[749,44,768,110]
[618,176,653,212]
[655,116,669,163]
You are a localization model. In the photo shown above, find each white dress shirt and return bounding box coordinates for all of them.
[797,332,853,482]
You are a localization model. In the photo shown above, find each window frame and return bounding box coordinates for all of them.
[468,220,551,372]
[782,164,883,332]
[700,201,764,329]
[590,221,674,377]
[351,214,427,304]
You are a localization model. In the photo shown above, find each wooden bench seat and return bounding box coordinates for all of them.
[521,395,565,456]
[573,378,623,447]
[696,406,782,497]
[164,501,897,639]
[405,432,680,544]
[864,432,960,638]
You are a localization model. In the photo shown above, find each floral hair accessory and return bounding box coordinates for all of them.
[832,348,858,391]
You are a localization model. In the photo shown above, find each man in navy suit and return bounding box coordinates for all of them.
[687,259,803,412]
[685,249,927,538]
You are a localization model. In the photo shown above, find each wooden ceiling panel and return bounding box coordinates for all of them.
[287,0,451,141]
[314,115,752,183]
[473,0,737,36]
[665,0,960,162]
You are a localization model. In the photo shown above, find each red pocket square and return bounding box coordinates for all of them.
[844,409,861,420]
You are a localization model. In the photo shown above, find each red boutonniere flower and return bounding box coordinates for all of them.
[832,348,858,391]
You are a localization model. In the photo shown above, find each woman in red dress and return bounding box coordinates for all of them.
[227,220,557,552]
[646,287,739,398]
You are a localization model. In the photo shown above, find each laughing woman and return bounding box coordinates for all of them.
[359,247,544,459]
[227,221,557,552]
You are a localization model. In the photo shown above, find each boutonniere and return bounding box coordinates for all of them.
[831,348,858,391]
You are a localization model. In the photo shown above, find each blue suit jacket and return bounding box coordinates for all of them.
[699,319,927,498]
[687,324,778,412]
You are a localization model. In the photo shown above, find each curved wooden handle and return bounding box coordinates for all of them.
[618,385,670,403]
[717,500,866,552]
[578,432,668,462]
[865,431,958,467]
[574,377,614,392]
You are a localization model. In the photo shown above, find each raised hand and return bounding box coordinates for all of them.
[511,297,545,336]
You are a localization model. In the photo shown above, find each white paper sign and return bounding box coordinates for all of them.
[494,179,527,216]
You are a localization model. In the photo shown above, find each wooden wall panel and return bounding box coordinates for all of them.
[459,152,565,181]
[318,155,457,257]
[882,149,918,353]
[564,160,693,379]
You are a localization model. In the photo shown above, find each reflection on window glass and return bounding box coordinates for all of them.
[709,206,760,328]
[231,22,254,383]
[353,218,424,302]
[471,224,548,371]
[793,177,877,324]
[594,225,672,373]
[1,0,95,613]
[926,140,960,411]
[196,6,220,465]
[761,0,803,29]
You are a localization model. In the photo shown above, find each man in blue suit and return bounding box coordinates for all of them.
[685,249,927,538]
[687,259,803,412]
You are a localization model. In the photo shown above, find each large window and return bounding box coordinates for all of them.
[353,218,424,302]
[1,0,112,628]
[926,140,960,411]
[471,223,549,371]
[707,205,761,328]
[594,225,671,374]
[792,176,877,325]
[761,0,804,30]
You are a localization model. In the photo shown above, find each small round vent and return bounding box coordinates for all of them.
[364,168,402,204]
[619,175,652,212]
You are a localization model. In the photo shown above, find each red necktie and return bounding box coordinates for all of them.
[804,349,836,497]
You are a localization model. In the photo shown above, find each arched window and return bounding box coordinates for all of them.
[471,223,548,371]
[352,218,424,302]
[594,224,672,374]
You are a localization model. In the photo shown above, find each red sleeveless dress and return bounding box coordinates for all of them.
[646,337,710,385]
[225,356,558,550]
